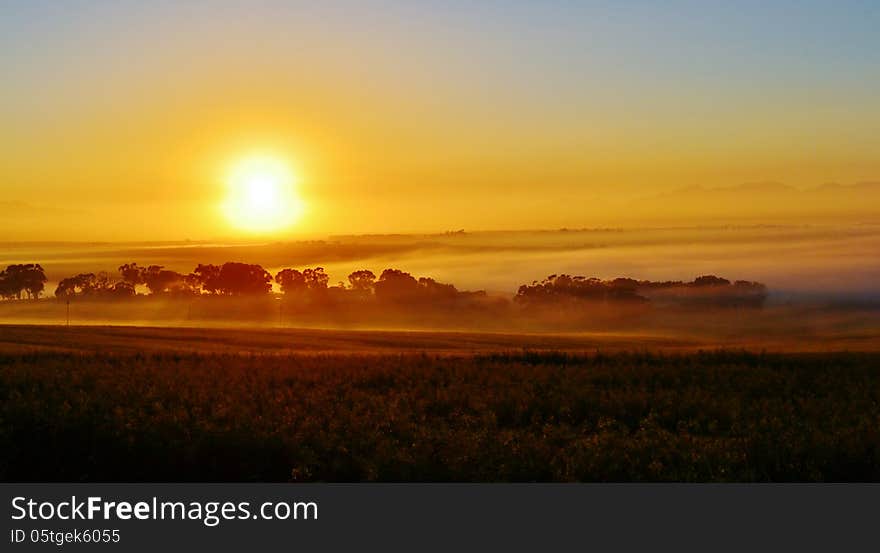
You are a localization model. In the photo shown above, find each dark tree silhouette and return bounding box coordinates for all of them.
[302,267,329,291]
[347,270,376,292]
[275,268,306,294]
[215,262,272,295]
[372,269,466,305]
[55,271,135,298]
[110,281,137,297]
[191,264,222,294]
[0,270,16,300]
[55,273,97,297]
[516,273,766,308]
[693,275,731,287]
[516,274,646,305]
[23,264,48,299]
[141,265,191,295]
[118,263,145,287]
[183,272,202,293]
[0,264,47,299]
[417,277,458,300]
[374,269,420,303]
[734,280,766,292]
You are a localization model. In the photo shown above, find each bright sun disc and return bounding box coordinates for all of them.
[222,155,303,233]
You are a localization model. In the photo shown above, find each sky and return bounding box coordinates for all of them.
[1,0,879,240]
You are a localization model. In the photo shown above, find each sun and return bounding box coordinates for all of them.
[221,154,304,233]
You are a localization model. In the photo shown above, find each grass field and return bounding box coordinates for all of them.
[0,324,702,355]
[1,318,878,355]
[1,325,878,481]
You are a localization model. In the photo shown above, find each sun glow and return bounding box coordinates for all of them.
[222,154,304,233]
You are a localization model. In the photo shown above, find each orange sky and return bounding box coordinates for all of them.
[2,2,879,241]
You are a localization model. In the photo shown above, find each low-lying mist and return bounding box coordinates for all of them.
[0,224,878,348]
[3,224,878,298]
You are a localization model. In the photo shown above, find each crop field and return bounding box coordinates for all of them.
[1,325,878,482]
[0,324,702,355]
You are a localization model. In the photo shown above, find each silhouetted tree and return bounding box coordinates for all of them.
[54,271,136,299]
[215,262,272,295]
[734,280,766,292]
[0,264,47,299]
[275,269,306,294]
[517,273,767,308]
[118,263,145,287]
[183,272,202,293]
[191,264,222,294]
[302,267,329,291]
[693,275,731,287]
[418,277,458,300]
[55,273,98,297]
[608,277,640,300]
[0,271,16,300]
[374,269,421,303]
[731,280,768,307]
[347,270,376,292]
[141,265,191,295]
[516,274,646,305]
[94,271,116,291]
[111,281,137,297]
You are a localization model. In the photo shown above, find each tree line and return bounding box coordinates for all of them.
[0,261,767,308]
[515,274,767,307]
[50,262,486,305]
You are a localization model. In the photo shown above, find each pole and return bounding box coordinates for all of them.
[66,298,70,327]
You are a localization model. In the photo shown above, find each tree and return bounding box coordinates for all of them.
[418,277,458,300]
[302,267,329,291]
[23,264,48,299]
[54,271,129,298]
[275,268,306,294]
[183,272,202,293]
[515,274,646,305]
[141,265,189,295]
[374,269,420,303]
[0,270,16,299]
[118,263,145,287]
[692,275,731,287]
[55,273,97,297]
[111,281,137,297]
[1,264,47,299]
[93,271,115,291]
[191,264,222,294]
[215,262,272,295]
[347,270,376,292]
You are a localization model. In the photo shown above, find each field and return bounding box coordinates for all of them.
[1,325,878,481]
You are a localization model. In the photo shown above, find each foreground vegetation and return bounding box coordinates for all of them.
[1,349,877,481]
